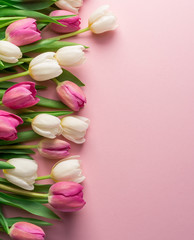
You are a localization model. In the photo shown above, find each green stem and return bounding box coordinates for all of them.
[36,175,51,181]
[20,58,33,62]
[0,145,38,150]
[52,78,60,85]
[0,70,29,83]
[0,206,10,234]
[50,27,90,41]
[0,184,48,199]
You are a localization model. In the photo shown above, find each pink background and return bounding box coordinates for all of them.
[2,0,194,239]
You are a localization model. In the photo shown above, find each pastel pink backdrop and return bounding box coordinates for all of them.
[1,0,194,239]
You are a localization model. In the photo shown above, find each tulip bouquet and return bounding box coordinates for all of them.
[0,1,118,239]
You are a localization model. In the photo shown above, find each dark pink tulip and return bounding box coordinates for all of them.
[48,181,86,212]
[50,10,81,33]
[38,138,71,159]
[0,110,23,141]
[9,222,45,240]
[6,18,41,46]
[56,81,86,111]
[2,82,40,110]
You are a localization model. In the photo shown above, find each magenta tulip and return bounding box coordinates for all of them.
[56,81,86,111]
[50,10,81,33]
[9,222,45,240]
[6,18,41,46]
[0,110,23,141]
[38,138,71,159]
[48,181,86,212]
[2,82,40,110]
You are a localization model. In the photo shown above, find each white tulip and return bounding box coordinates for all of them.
[55,0,83,14]
[55,45,86,67]
[29,52,62,81]
[32,114,63,139]
[3,158,38,190]
[0,41,22,63]
[61,115,90,144]
[51,156,85,183]
[88,5,118,34]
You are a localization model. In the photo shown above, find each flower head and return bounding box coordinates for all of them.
[0,110,23,141]
[2,82,40,109]
[6,18,41,46]
[0,40,22,63]
[55,0,83,14]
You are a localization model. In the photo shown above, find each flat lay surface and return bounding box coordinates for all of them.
[1,0,194,239]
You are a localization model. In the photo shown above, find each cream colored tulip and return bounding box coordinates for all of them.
[0,40,22,63]
[29,52,62,81]
[61,115,90,144]
[3,158,38,190]
[55,0,83,14]
[32,114,63,139]
[88,5,118,34]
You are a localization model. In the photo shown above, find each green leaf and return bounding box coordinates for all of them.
[0,192,59,219]
[0,8,63,26]
[37,96,69,109]
[0,81,46,90]
[57,69,85,86]
[0,61,24,71]
[0,61,4,70]
[0,149,35,154]
[0,161,15,169]
[4,217,52,226]
[20,39,57,53]
[20,110,73,120]
[34,184,52,193]
[0,207,9,234]
[0,154,33,160]
[0,131,40,146]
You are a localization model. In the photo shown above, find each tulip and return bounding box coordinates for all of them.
[51,156,85,183]
[55,0,83,14]
[48,181,86,212]
[6,18,41,46]
[61,115,89,144]
[2,82,40,110]
[88,5,118,34]
[56,81,86,111]
[50,10,81,33]
[29,52,63,81]
[9,222,45,240]
[32,114,63,139]
[3,158,38,190]
[0,110,23,141]
[0,40,22,63]
[55,45,85,67]
[38,138,70,159]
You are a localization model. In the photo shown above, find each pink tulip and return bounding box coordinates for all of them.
[38,138,71,159]
[50,10,81,33]
[6,18,41,46]
[48,181,86,212]
[0,110,23,141]
[9,222,45,240]
[2,82,40,110]
[56,81,86,111]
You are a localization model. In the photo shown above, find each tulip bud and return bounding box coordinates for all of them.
[48,181,86,212]
[38,138,70,159]
[55,0,83,14]
[9,222,45,240]
[88,5,118,34]
[6,18,41,46]
[55,45,85,67]
[56,81,86,111]
[29,52,63,81]
[0,110,23,141]
[2,82,40,110]
[61,115,89,144]
[50,10,81,33]
[0,40,22,63]
[32,114,63,139]
[51,156,85,183]
[3,158,38,190]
